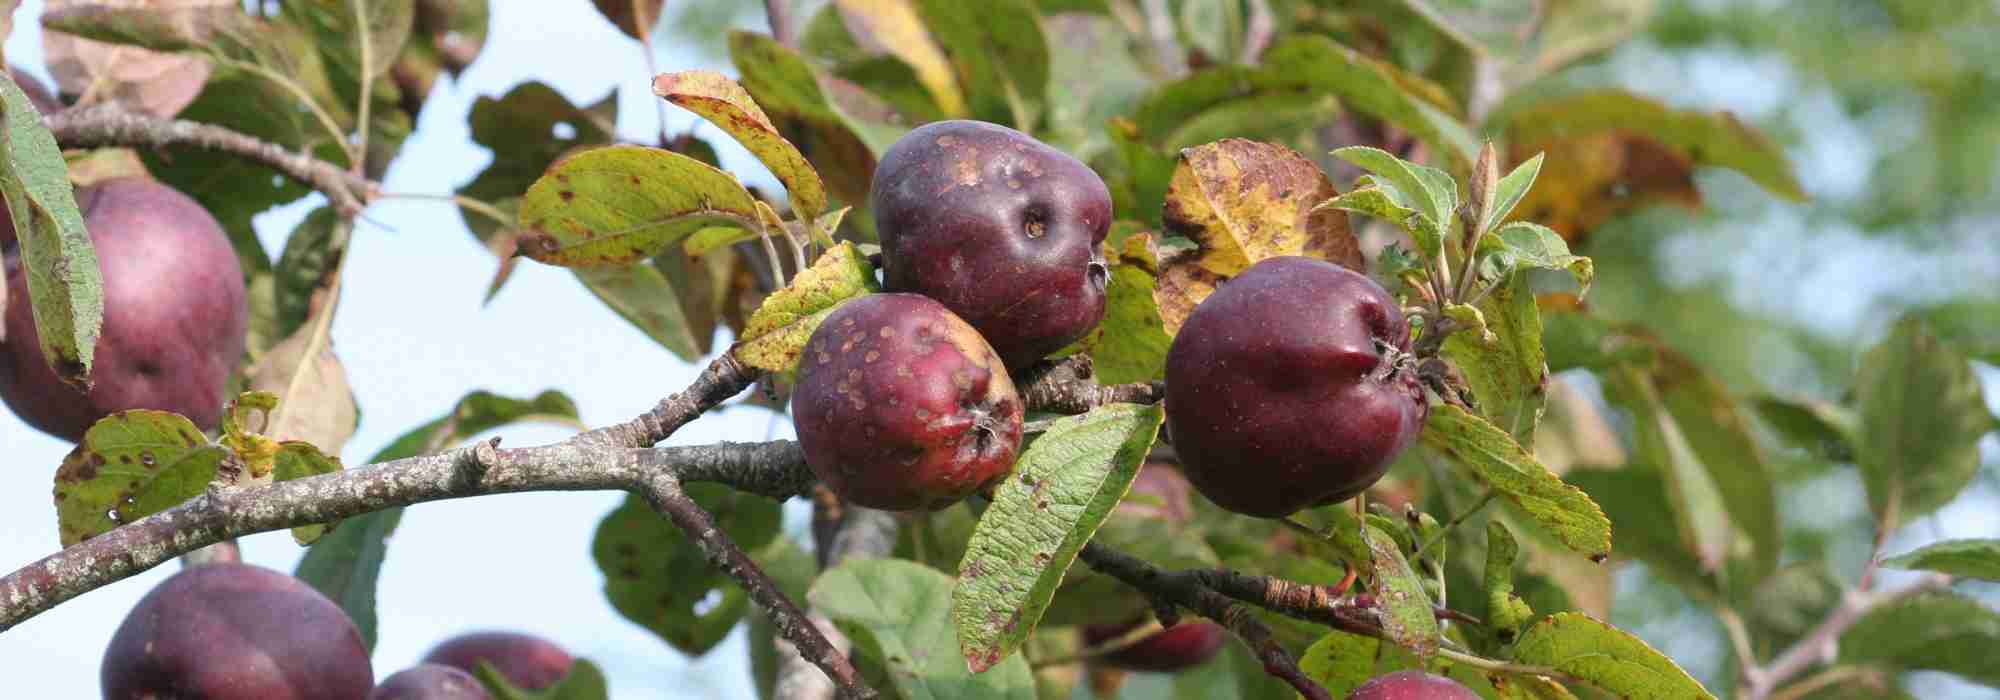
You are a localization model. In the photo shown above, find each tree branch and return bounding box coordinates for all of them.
[44,104,373,217]
[765,0,797,47]
[1018,355,1166,415]
[1743,574,1953,699]
[1077,542,1333,700]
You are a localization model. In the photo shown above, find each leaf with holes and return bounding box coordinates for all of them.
[655,70,828,221]
[52,410,227,546]
[1155,139,1361,335]
[1512,613,1714,699]
[814,558,1035,699]
[952,403,1164,672]
[1420,405,1611,559]
[1364,523,1439,659]
[733,242,880,378]
[517,145,761,267]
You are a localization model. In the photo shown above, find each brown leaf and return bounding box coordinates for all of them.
[42,0,218,118]
[1507,132,1700,247]
[246,329,357,456]
[592,0,664,43]
[1153,139,1361,334]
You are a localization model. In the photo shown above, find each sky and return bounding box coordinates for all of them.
[0,1,796,696]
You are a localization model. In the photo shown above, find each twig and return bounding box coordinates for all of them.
[44,104,373,217]
[575,352,761,449]
[1767,666,1876,700]
[1743,574,1952,699]
[1031,616,1163,668]
[1078,543,1333,700]
[640,471,875,699]
[1716,606,1759,695]
[778,493,899,700]
[1017,356,1167,415]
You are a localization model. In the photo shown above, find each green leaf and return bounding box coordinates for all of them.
[1420,405,1611,559]
[1482,153,1544,236]
[653,70,828,221]
[1331,147,1455,237]
[282,0,416,89]
[459,82,617,247]
[952,403,1165,672]
[732,242,880,377]
[2,71,101,388]
[811,558,1036,700]
[728,30,896,206]
[572,262,705,362]
[272,441,343,545]
[1481,222,1593,295]
[1484,522,1534,639]
[52,411,226,546]
[1441,273,1546,445]
[592,487,777,655]
[1087,237,1172,384]
[1839,593,2000,688]
[1296,629,1422,698]
[909,0,1049,125]
[516,144,760,267]
[1750,395,1858,462]
[1512,613,1715,699]
[269,206,346,344]
[139,66,303,281]
[1855,316,1995,528]
[295,389,582,652]
[1265,35,1477,170]
[1565,468,1717,600]
[1880,540,2000,582]
[1365,523,1440,659]
[474,658,610,700]
[1316,184,1438,259]
[1492,89,1805,201]
[1603,366,1733,574]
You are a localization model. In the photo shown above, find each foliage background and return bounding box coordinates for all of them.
[0,0,1995,697]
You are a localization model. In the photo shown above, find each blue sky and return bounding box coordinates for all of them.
[0,2,795,696]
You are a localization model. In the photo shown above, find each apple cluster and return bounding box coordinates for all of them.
[800,120,1426,521]
[100,560,579,699]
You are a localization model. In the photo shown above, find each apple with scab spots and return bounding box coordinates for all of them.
[871,119,1113,369]
[791,293,1024,511]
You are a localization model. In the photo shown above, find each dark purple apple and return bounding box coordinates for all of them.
[1346,670,1482,699]
[371,664,494,700]
[1165,256,1427,518]
[100,562,372,700]
[1120,462,1194,524]
[871,119,1112,369]
[1081,618,1227,673]
[0,176,248,442]
[423,631,575,692]
[792,293,1024,511]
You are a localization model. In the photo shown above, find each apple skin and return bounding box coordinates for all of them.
[99,562,373,700]
[792,293,1025,511]
[871,119,1112,369]
[423,631,576,692]
[1345,670,1482,700]
[1080,618,1227,673]
[370,664,494,700]
[0,176,248,442]
[1164,256,1427,518]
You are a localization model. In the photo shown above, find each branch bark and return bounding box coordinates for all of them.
[44,104,374,216]
[1743,574,1952,699]
[1077,542,1333,700]
[1018,355,1166,415]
